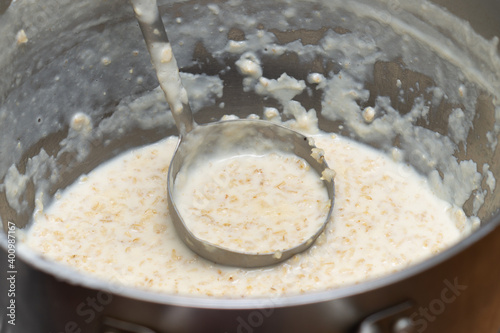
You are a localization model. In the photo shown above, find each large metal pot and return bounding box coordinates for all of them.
[1,0,499,332]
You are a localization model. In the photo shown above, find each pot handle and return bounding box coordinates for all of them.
[100,317,159,333]
[357,301,417,333]
[99,302,417,333]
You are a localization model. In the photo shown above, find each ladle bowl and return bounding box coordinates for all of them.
[167,119,335,267]
[132,0,335,267]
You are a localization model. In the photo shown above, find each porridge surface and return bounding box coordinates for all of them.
[24,133,469,297]
[174,152,330,254]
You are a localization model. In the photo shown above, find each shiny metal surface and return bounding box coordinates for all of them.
[0,0,499,332]
[132,0,335,267]
[167,119,335,267]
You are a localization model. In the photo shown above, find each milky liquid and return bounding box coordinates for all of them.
[24,133,470,297]
[173,152,330,253]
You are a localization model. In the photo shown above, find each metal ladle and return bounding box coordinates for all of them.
[131,0,335,268]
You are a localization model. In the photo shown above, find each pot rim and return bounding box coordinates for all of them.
[3,211,499,309]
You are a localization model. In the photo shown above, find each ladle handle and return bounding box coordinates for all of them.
[131,0,195,136]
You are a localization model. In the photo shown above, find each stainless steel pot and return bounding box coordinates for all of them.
[1,0,499,332]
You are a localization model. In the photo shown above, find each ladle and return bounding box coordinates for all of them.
[131,0,335,267]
